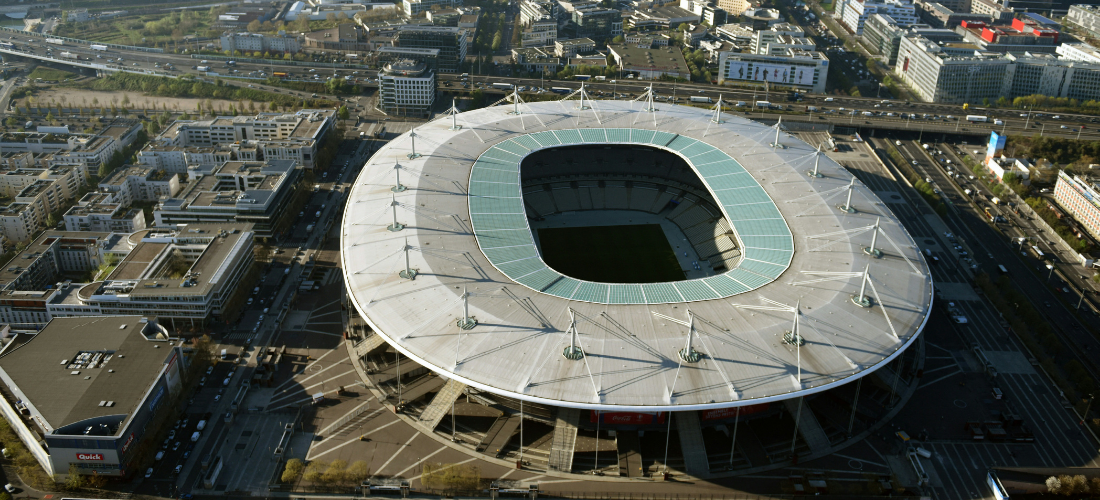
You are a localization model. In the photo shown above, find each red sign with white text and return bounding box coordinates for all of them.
[75,453,104,461]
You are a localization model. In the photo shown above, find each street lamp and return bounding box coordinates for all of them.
[1047,263,1055,281]
[1081,393,1095,425]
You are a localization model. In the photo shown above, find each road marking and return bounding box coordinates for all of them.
[917,368,962,389]
[270,349,339,391]
[268,369,359,406]
[306,419,402,461]
[393,445,448,477]
[408,457,479,483]
[303,329,344,337]
[273,362,345,393]
[315,402,380,443]
[376,433,420,474]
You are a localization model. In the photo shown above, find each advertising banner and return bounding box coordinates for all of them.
[726,62,814,86]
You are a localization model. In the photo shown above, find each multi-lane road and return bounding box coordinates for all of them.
[6,27,1100,138]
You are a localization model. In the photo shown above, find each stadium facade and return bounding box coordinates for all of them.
[341,98,932,476]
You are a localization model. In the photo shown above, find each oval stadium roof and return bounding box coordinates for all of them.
[341,99,933,411]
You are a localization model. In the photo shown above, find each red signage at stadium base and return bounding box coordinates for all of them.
[589,411,667,425]
[700,403,770,421]
[76,453,104,461]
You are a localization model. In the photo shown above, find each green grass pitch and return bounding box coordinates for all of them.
[537,224,685,283]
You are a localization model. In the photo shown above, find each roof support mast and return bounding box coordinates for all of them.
[808,145,823,178]
[679,310,701,363]
[387,193,404,231]
[399,238,417,280]
[392,160,406,193]
[852,264,872,308]
[562,308,583,360]
[407,129,421,159]
[457,286,477,329]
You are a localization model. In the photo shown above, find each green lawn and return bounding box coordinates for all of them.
[27,67,78,82]
[537,224,684,283]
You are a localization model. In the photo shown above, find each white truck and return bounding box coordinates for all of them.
[966,115,988,123]
[45,38,63,46]
[991,196,1002,205]
[690,96,712,103]
[90,44,107,51]
[196,420,207,431]
[755,100,771,108]
[59,51,77,59]
[196,66,210,72]
[191,431,201,442]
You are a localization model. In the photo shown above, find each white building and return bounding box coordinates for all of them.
[896,35,1100,103]
[403,0,462,16]
[378,60,436,119]
[717,50,829,93]
[220,32,302,54]
[838,0,917,35]
[63,193,147,233]
[143,110,334,170]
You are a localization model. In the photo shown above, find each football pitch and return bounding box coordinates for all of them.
[537,224,684,283]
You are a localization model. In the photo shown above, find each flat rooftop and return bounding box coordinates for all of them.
[0,316,171,432]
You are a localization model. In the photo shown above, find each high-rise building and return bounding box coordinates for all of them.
[393,26,468,73]
[1055,171,1100,243]
[378,60,437,119]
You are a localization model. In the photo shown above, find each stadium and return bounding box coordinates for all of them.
[341,93,932,477]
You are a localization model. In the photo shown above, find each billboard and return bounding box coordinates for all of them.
[725,61,814,86]
[75,453,104,461]
[987,131,1006,161]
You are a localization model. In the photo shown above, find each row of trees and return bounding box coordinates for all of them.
[71,73,328,109]
[282,458,371,486]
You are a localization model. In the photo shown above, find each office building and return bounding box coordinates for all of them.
[572,8,623,42]
[554,38,596,57]
[607,44,690,79]
[63,193,147,234]
[1068,5,1100,39]
[98,165,181,207]
[1055,171,1100,242]
[838,0,918,35]
[916,1,1011,29]
[717,50,829,93]
[220,32,302,54]
[393,26,469,73]
[511,47,563,73]
[679,0,728,25]
[522,19,558,47]
[628,5,699,30]
[376,46,440,73]
[0,316,181,478]
[153,161,302,238]
[519,0,556,25]
[144,110,334,170]
[378,60,436,119]
[403,0,463,16]
[715,0,751,16]
[954,19,1059,54]
[896,34,1100,103]
[751,23,810,54]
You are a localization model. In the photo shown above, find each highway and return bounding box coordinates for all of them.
[6,27,1100,136]
[879,135,1100,387]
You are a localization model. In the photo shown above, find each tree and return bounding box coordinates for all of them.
[326,12,337,23]
[303,460,328,483]
[247,19,262,32]
[347,460,370,483]
[282,458,305,483]
[337,105,350,120]
[64,464,85,490]
[491,32,502,51]
[323,459,348,484]
[612,35,624,44]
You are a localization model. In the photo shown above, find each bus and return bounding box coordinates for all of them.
[0,41,13,50]
[574,74,591,81]
[550,87,572,94]
[492,82,514,90]
[273,72,288,78]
